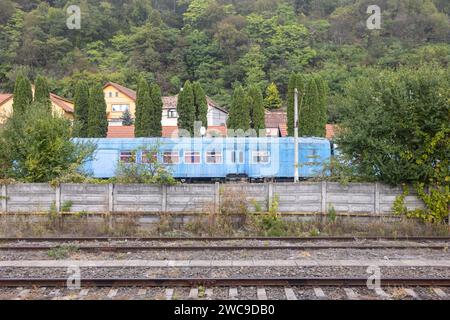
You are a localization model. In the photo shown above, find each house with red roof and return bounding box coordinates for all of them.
[264,109,336,139]
[0,89,74,124]
[103,82,228,138]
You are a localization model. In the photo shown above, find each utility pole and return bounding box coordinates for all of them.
[294,88,299,183]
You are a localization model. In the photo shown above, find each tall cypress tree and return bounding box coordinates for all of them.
[12,74,33,116]
[34,75,52,113]
[227,86,250,132]
[287,73,306,136]
[134,77,152,137]
[149,83,163,137]
[313,75,328,137]
[73,80,90,137]
[248,85,265,135]
[177,80,195,135]
[87,84,108,138]
[138,89,152,137]
[299,77,319,137]
[193,82,208,130]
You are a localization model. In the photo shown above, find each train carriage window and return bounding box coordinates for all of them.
[307,149,318,158]
[163,151,179,164]
[119,151,136,163]
[141,151,157,164]
[230,150,244,164]
[184,151,201,164]
[206,151,222,164]
[252,151,270,164]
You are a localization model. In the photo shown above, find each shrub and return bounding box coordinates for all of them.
[0,102,94,182]
[253,194,287,236]
[113,145,176,185]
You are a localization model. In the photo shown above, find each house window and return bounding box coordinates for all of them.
[115,92,119,97]
[112,104,129,112]
[120,151,135,163]
[252,151,270,164]
[163,151,179,164]
[185,151,200,164]
[231,151,244,164]
[109,92,112,98]
[168,109,177,118]
[141,151,157,164]
[206,151,222,164]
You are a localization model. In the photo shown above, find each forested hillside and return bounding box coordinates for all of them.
[0,0,449,121]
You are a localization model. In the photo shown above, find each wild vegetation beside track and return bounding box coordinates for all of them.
[0,212,448,239]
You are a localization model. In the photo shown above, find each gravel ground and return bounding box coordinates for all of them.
[293,287,318,300]
[0,245,448,261]
[3,239,448,247]
[0,266,449,278]
[236,287,257,300]
[266,287,287,300]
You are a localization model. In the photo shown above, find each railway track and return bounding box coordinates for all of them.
[1,236,449,242]
[1,236,448,300]
[0,244,448,251]
[0,236,447,251]
[0,277,449,287]
[0,277,449,300]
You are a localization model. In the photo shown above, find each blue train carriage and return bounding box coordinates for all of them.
[74,137,332,180]
[281,137,332,178]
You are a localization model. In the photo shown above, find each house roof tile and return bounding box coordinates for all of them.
[107,125,227,138]
[0,94,13,105]
[104,82,137,100]
[326,124,337,140]
[50,93,74,113]
[104,82,227,113]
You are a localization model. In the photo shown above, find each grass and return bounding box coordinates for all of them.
[0,212,448,238]
[47,245,79,259]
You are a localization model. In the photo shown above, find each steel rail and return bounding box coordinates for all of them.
[0,277,448,287]
[0,244,447,251]
[1,236,449,242]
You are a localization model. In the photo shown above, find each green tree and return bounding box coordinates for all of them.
[134,76,152,137]
[12,74,32,116]
[87,84,108,138]
[121,108,133,126]
[337,65,450,185]
[72,80,90,137]
[299,77,319,137]
[34,75,51,112]
[247,85,265,135]
[227,85,250,132]
[313,74,328,137]
[263,82,282,109]
[0,102,93,182]
[193,81,208,130]
[177,80,195,135]
[149,83,163,136]
[287,73,306,136]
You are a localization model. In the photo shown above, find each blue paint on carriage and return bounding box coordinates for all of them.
[73,137,331,179]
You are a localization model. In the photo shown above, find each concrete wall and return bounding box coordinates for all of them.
[3,184,55,212]
[0,182,425,214]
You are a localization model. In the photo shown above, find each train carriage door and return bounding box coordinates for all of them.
[226,138,245,177]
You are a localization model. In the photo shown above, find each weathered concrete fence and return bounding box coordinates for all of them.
[0,182,424,214]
